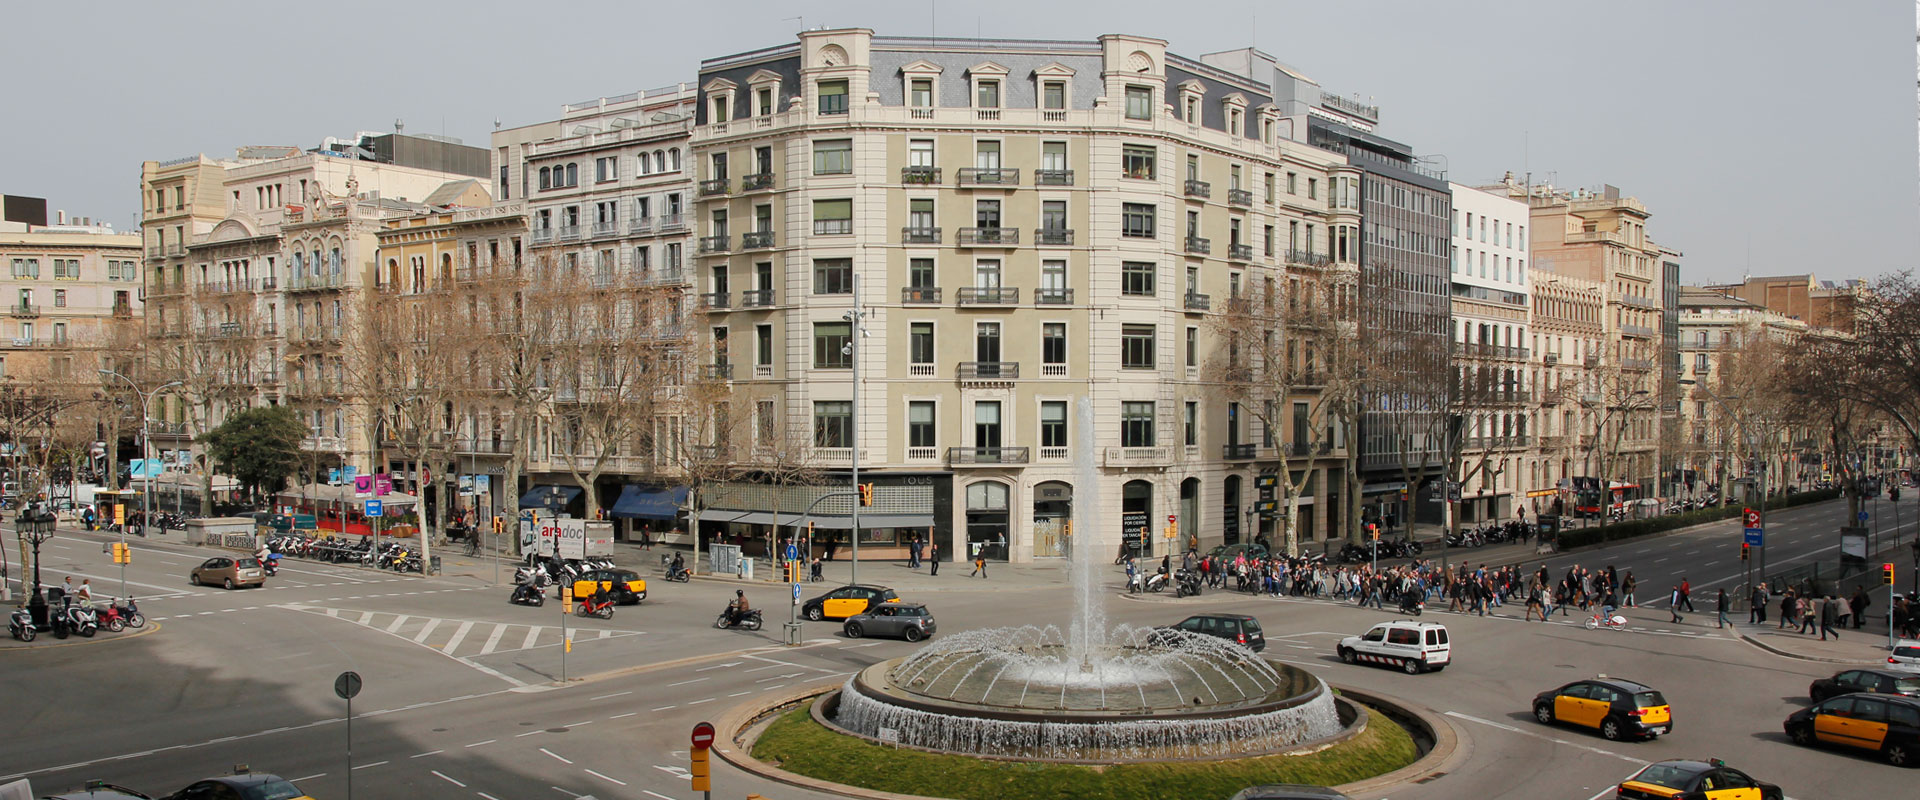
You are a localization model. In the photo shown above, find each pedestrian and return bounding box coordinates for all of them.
[970,552,987,578]
[1779,589,1796,629]
[1525,581,1545,622]
[1621,571,1637,607]
[1669,585,1684,623]
[76,579,94,606]
[1850,587,1870,630]
[1678,577,1696,612]
[1750,582,1768,624]
[928,541,940,577]
[908,533,923,569]
[1715,588,1729,629]
[1798,595,1817,635]
[825,535,838,562]
[1820,594,1841,641]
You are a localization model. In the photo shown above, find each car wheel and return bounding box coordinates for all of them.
[1600,717,1623,741]
[904,626,924,643]
[1885,741,1913,767]
[190,573,200,586]
[1339,647,1356,664]
[844,623,863,639]
[1787,723,1813,745]
[806,606,824,622]
[224,578,235,590]
[1402,658,1423,675]
[1535,703,1554,724]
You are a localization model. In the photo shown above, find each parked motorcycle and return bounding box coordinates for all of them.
[1173,567,1202,598]
[1586,611,1628,630]
[509,582,546,607]
[112,596,144,628]
[714,606,763,631]
[59,598,99,638]
[8,607,35,642]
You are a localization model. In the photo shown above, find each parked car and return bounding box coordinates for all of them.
[158,772,311,800]
[1890,639,1920,673]
[1808,668,1920,702]
[843,602,936,642]
[190,556,266,590]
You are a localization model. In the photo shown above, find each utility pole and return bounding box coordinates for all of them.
[844,274,868,585]
[100,371,182,599]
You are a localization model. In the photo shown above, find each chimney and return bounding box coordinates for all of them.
[57,209,66,225]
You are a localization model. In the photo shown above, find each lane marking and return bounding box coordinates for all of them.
[687,698,715,705]
[441,620,477,653]
[351,760,389,770]
[609,712,637,719]
[465,740,495,748]
[411,750,443,758]
[540,748,573,764]
[432,770,466,787]
[478,623,509,655]
[695,662,741,672]
[643,792,675,800]
[386,615,412,633]
[290,773,325,782]
[551,788,581,798]
[652,705,677,711]
[583,769,626,786]
[516,730,545,738]
[591,691,632,701]
[521,625,544,650]
[412,618,443,643]
[478,793,503,800]
[668,677,707,687]
[1445,711,1645,765]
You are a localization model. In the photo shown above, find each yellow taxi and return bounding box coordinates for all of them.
[1784,692,1920,766]
[1613,759,1782,799]
[802,584,899,621]
[1532,676,1671,740]
[570,568,648,605]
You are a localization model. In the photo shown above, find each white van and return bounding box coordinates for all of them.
[1338,620,1451,674]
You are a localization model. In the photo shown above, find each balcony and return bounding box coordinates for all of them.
[1034,288,1074,305]
[901,166,942,185]
[1034,228,1074,246]
[1184,235,1211,255]
[700,363,733,381]
[1286,250,1331,267]
[165,243,185,257]
[1183,292,1211,312]
[1583,355,1600,368]
[287,274,343,292]
[458,438,518,456]
[1288,442,1312,457]
[657,213,688,232]
[956,227,1019,247]
[699,292,731,311]
[1539,435,1569,450]
[696,178,730,198]
[531,228,556,243]
[956,361,1019,381]
[1622,357,1654,371]
[1543,353,1560,366]
[947,446,1030,466]
[1227,188,1254,207]
[741,230,775,249]
[697,235,730,254]
[8,304,40,317]
[627,217,654,236]
[590,222,619,239]
[112,303,133,318]
[557,225,582,241]
[1034,169,1074,186]
[1222,443,1257,460]
[901,227,942,245]
[1622,295,1661,310]
[1103,446,1172,467]
[1183,179,1211,199]
[741,172,774,192]
[1228,243,1254,261]
[956,168,1020,187]
[1620,323,1657,339]
[956,287,1019,306]
[901,286,942,304]
[1223,296,1252,315]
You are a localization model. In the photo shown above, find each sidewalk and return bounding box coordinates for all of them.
[614,541,1075,593]
[1736,622,1900,665]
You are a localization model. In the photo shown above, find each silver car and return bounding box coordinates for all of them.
[843,602,936,642]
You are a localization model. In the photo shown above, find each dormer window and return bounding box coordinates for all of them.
[745,69,782,118]
[1042,81,1065,110]
[1125,86,1153,120]
[756,88,773,116]
[711,94,731,124]
[817,80,848,115]
[976,80,1000,109]
[1184,96,1197,123]
[911,79,933,108]
[1177,81,1206,125]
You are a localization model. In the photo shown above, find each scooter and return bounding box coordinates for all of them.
[509,582,546,607]
[1174,568,1203,598]
[1586,611,1628,630]
[8,607,35,642]
[60,598,99,638]
[714,606,763,631]
[94,602,129,633]
[1144,569,1170,593]
[575,591,616,620]
[111,596,145,628]
[260,554,281,577]
[1398,590,1425,616]
[664,563,692,582]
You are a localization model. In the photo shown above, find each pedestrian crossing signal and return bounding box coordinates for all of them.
[858,483,874,507]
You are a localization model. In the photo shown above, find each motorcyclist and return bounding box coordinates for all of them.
[726,590,750,627]
[669,551,686,578]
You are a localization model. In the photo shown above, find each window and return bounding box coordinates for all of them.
[975,321,1002,363]
[1264,224,1276,256]
[812,199,852,235]
[1042,81,1066,110]
[1042,322,1067,366]
[975,80,1000,109]
[1040,401,1067,447]
[909,322,934,365]
[973,259,1002,288]
[1040,260,1066,295]
[973,401,1002,447]
[1185,326,1198,367]
[909,258,935,288]
[1041,200,1067,232]
[53,289,66,308]
[1041,141,1067,172]
[1186,154,1200,182]
[1125,85,1154,119]
[756,324,773,366]
[909,401,936,448]
[814,322,852,368]
[1122,145,1156,179]
[908,198,935,231]
[1121,203,1156,238]
[595,156,618,182]
[756,88,774,116]
[1184,401,1198,446]
[975,199,1002,229]
[813,401,852,447]
[910,79,934,109]
[975,140,1001,169]
[1122,261,1156,296]
[1121,402,1156,447]
[1121,324,1156,369]
[909,139,934,167]
[817,80,848,114]
[813,258,852,294]
[813,139,852,174]
[1286,172,1297,194]
[1307,178,1317,199]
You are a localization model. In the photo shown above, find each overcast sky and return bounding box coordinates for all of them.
[3,0,1913,285]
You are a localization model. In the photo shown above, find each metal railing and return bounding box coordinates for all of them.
[902,287,942,304]
[901,227,942,244]
[957,168,1020,187]
[1184,179,1211,198]
[1034,288,1073,305]
[947,446,1030,465]
[739,289,774,308]
[957,227,1019,246]
[1184,292,1211,311]
[696,178,730,197]
[1034,228,1074,246]
[1227,188,1254,207]
[697,235,730,254]
[1228,243,1254,261]
[901,166,941,185]
[1034,169,1074,186]
[590,222,619,239]
[557,225,581,240]
[699,292,731,310]
[1222,443,1257,459]
[741,230,775,249]
[956,361,1019,380]
[1184,236,1211,255]
[741,173,774,191]
[957,287,1019,305]
[1286,250,1330,267]
[700,363,733,380]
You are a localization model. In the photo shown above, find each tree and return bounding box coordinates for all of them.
[201,405,305,504]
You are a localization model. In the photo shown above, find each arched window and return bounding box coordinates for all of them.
[638,153,651,174]
[328,248,341,275]
[539,167,551,190]
[440,252,454,285]
[310,250,321,276]
[386,258,398,288]
[565,163,578,186]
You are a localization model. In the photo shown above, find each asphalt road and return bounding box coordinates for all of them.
[3,494,1915,800]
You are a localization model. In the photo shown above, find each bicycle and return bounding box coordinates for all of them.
[464,537,480,557]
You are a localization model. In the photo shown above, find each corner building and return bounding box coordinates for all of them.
[689,30,1354,563]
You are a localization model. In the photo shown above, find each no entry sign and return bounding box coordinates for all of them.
[691,721,715,749]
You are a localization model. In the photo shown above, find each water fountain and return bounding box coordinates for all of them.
[819,399,1350,762]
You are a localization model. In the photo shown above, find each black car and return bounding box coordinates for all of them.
[42,782,153,800]
[1809,668,1920,703]
[159,773,310,800]
[1615,759,1781,799]
[1532,677,1671,741]
[1158,613,1265,652]
[1784,693,1920,766]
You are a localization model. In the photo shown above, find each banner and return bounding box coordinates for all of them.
[538,517,588,559]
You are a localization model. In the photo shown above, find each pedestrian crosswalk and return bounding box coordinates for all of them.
[276,604,648,660]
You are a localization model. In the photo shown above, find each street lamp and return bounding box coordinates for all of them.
[16,503,58,627]
[99,370,184,600]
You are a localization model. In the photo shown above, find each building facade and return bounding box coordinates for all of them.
[1526,266,1605,515]
[1446,181,1532,522]
[1,221,142,382]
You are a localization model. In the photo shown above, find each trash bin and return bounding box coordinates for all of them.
[740,556,754,581]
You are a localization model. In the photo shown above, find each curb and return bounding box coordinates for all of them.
[0,620,162,652]
[710,680,1463,800]
[1737,630,1884,665]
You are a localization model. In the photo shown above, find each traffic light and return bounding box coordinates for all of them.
[1740,543,1750,562]
[492,516,504,535]
[111,542,130,564]
[858,483,874,507]
[1886,563,1897,586]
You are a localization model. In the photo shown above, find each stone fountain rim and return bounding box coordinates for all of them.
[862,655,1323,721]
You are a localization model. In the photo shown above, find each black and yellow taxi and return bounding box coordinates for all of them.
[570,568,647,605]
[1807,668,1920,703]
[1613,759,1782,799]
[1533,676,1671,741]
[1783,692,1920,766]
[802,584,899,621]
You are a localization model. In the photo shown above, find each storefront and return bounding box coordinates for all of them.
[1031,481,1072,559]
[964,480,1010,561]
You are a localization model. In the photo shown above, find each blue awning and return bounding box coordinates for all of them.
[519,485,582,512]
[610,485,687,520]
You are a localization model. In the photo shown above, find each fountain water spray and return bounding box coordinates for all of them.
[1069,396,1106,667]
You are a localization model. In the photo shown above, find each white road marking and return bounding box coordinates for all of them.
[756,672,804,682]
[583,769,626,786]
[351,760,388,770]
[652,705,676,711]
[357,611,375,625]
[290,774,325,782]
[516,730,545,738]
[540,748,573,764]
[478,793,503,800]
[1445,711,1645,765]
[465,740,495,748]
[478,623,509,655]
[729,691,752,697]
[432,770,466,787]
[412,618,442,643]
[687,698,714,705]
[609,712,637,719]
[668,677,707,687]
[643,792,676,800]
[592,691,632,701]
[551,788,581,798]
[411,750,442,758]
[385,615,412,633]
[762,684,788,691]
[695,661,741,672]
[521,625,544,650]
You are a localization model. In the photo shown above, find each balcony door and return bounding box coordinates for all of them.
[975,199,1001,230]
[975,321,1001,364]
[973,401,1002,449]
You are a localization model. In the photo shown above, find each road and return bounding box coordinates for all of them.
[2,493,1915,800]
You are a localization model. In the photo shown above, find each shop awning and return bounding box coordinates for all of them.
[703,510,934,530]
[519,485,582,512]
[609,485,687,520]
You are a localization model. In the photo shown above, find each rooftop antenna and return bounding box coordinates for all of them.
[930,0,937,43]
[784,15,802,32]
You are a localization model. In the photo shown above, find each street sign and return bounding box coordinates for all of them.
[1859,511,1870,523]
[1743,508,1761,529]
[793,583,802,604]
[364,499,383,518]
[784,543,798,561]
[1254,500,1278,514]
[333,671,362,700]
[691,721,716,749]
[1254,474,1278,489]
[1744,527,1764,547]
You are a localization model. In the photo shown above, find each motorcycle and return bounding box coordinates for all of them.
[1173,568,1202,598]
[1586,611,1628,631]
[509,582,546,607]
[1144,569,1170,593]
[575,591,616,619]
[8,607,35,642]
[93,601,130,633]
[260,554,281,577]
[1397,590,1425,616]
[60,598,99,638]
[112,596,144,628]
[1127,569,1144,594]
[714,606,763,631]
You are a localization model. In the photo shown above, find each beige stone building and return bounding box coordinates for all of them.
[1,221,141,383]
[1675,286,1811,494]
[1526,266,1606,515]
[687,29,1358,563]
[1702,274,1861,334]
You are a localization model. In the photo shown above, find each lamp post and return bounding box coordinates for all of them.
[98,371,183,600]
[842,275,869,585]
[17,504,58,627]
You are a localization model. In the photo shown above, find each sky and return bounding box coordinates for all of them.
[3,0,1914,285]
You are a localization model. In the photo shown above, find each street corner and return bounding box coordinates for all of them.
[0,619,162,651]
[1736,625,1890,665]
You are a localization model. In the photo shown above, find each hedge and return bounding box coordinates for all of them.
[1553,488,1843,550]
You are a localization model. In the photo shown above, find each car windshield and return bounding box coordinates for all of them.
[244,780,307,800]
[1633,691,1668,708]
[608,570,638,581]
[1894,678,1920,694]
[1629,764,1695,789]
